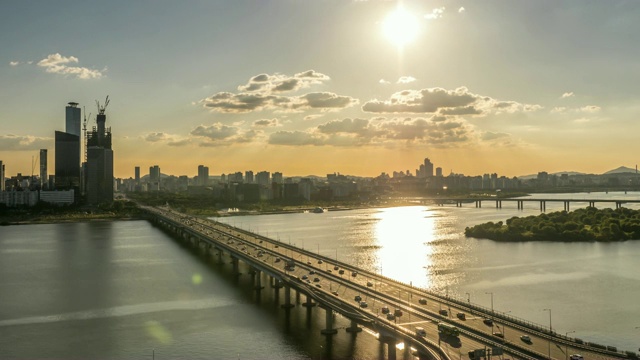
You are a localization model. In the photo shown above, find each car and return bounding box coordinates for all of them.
[334,265,339,270]
[309,270,316,275]
[457,312,466,320]
[326,269,332,273]
[381,306,390,314]
[339,269,345,275]
[439,309,448,316]
[359,301,368,308]
[313,277,320,282]
[367,281,373,287]
[386,313,395,321]
[483,318,493,326]
[315,284,322,288]
[318,259,323,264]
[301,274,308,280]
[274,257,280,262]
[493,332,504,338]
[354,295,362,302]
[520,335,532,344]
[569,355,584,360]
[351,271,358,277]
[418,298,427,305]
[332,291,339,296]
[394,309,403,317]
[415,327,427,337]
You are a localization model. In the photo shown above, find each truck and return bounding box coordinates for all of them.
[284,259,295,271]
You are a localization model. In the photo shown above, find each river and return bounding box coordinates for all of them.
[0,191,638,358]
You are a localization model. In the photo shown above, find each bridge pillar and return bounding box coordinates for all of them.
[302,294,316,307]
[387,340,397,360]
[320,306,338,335]
[281,286,294,308]
[564,201,570,211]
[254,270,264,290]
[540,201,546,212]
[296,289,301,303]
[231,257,239,274]
[345,319,362,333]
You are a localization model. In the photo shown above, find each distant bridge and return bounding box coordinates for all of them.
[419,198,640,211]
[144,205,633,360]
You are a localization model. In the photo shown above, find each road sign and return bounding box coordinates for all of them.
[491,347,504,356]
[473,349,486,358]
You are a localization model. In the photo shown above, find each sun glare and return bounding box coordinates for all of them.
[382,7,420,47]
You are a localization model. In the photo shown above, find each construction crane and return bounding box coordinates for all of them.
[96,95,110,115]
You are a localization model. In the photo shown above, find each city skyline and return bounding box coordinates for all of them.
[2,1,639,179]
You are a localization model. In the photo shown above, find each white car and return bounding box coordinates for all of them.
[569,355,584,360]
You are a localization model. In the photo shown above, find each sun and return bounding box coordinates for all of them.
[382,7,420,47]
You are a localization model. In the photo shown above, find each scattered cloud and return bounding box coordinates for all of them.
[561,92,574,98]
[580,105,601,113]
[201,71,357,113]
[237,70,330,94]
[379,79,391,85]
[574,118,590,123]
[396,76,416,84]
[481,132,510,141]
[9,61,20,66]
[425,7,445,20]
[269,116,476,148]
[458,7,465,13]
[0,134,51,151]
[190,123,262,146]
[362,87,541,116]
[37,53,104,80]
[303,114,323,121]
[551,107,567,113]
[253,118,280,127]
[142,132,190,146]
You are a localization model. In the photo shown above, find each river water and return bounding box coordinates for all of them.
[0,192,638,358]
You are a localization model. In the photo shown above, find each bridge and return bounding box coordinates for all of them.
[421,198,640,212]
[143,205,635,360]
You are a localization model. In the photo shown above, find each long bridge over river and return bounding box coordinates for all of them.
[144,205,636,360]
[421,198,640,212]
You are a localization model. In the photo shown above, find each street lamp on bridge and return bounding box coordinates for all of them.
[565,331,575,360]
[543,308,552,360]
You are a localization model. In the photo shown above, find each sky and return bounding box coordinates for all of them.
[1,0,639,179]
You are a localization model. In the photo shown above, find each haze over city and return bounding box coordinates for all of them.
[2,0,639,179]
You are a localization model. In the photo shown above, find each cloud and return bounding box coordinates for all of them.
[551,107,567,113]
[580,105,601,113]
[561,92,574,98]
[425,7,445,20]
[481,132,510,141]
[253,118,280,127]
[379,79,391,85]
[458,7,465,13]
[268,116,475,147]
[362,87,541,116]
[0,134,51,151]
[37,53,104,80]
[201,71,356,113]
[303,114,323,121]
[190,123,262,146]
[574,118,590,123]
[396,76,416,84]
[9,61,20,66]
[142,132,190,146]
[237,70,330,94]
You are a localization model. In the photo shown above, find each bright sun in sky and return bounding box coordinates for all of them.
[382,7,420,47]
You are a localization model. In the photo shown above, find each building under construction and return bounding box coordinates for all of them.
[85,96,114,204]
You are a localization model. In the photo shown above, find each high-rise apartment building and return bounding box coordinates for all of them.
[272,172,283,184]
[197,165,209,186]
[40,149,48,189]
[256,171,270,186]
[245,171,254,184]
[135,166,140,185]
[435,167,443,177]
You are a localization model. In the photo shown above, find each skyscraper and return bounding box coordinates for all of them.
[424,158,434,177]
[55,131,81,190]
[135,166,140,186]
[40,149,48,189]
[85,97,114,204]
[0,160,5,191]
[65,102,81,137]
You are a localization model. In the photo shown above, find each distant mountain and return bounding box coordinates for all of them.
[603,166,637,175]
[518,171,587,180]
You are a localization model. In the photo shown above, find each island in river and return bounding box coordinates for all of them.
[465,206,640,242]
